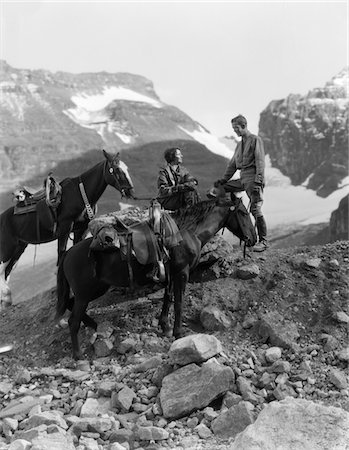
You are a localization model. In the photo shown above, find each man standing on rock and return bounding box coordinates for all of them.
[214,115,268,252]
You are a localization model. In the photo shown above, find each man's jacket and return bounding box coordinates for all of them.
[222,131,265,185]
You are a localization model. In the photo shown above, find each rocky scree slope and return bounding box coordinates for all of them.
[259,67,348,198]
[0,239,348,449]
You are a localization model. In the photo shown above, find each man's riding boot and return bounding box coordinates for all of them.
[254,216,268,252]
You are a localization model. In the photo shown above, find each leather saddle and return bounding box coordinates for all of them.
[13,174,62,236]
[90,209,182,284]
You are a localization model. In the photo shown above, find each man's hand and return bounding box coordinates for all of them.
[253,182,262,193]
[214,179,227,188]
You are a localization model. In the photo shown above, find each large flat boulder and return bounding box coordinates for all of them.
[230,397,349,449]
[160,361,234,419]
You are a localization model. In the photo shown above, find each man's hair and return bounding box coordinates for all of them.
[164,147,180,163]
[231,115,247,128]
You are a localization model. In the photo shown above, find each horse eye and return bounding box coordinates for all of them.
[109,168,114,173]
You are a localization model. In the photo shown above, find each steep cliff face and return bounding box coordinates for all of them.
[0,61,207,188]
[329,194,348,242]
[259,68,348,197]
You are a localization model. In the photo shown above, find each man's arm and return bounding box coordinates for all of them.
[254,136,265,185]
[222,155,237,182]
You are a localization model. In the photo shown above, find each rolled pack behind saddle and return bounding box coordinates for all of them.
[13,174,62,238]
[89,200,182,284]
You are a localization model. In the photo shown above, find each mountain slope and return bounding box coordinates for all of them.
[0,61,228,191]
[259,67,348,197]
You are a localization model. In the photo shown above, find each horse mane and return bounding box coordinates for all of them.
[172,199,218,231]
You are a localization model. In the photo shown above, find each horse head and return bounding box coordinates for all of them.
[223,198,257,247]
[103,150,135,199]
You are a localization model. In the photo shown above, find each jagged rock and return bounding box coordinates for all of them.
[80,398,111,418]
[222,392,243,408]
[328,369,348,390]
[112,386,137,412]
[273,384,297,400]
[116,338,139,355]
[31,431,75,450]
[109,429,135,445]
[333,311,349,324]
[93,337,114,358]
[168,334,223,366]
[66,416,113,434]
[200,305,232,331]
[0,398,45,419]
[337,346,349,361]
[20,411,68,430]
[257,311,300,350]
[160,361,234,419]
[0,381,13,394]
[236,377,262,405]
[134,356,162,372]
[211,401,254,438]
[329,194,348,241]
[230,397,349,449]
[97,381,118,397]
[264,347,282,364]
[136,426,169,441]
[305,258,322,269]
[8,440,31,450]
[269,360,291,373]
[78,436,99,450]
[15,370,31,385]
[320,334,338,352]
[236,264,260,280]
[195,423,212,438]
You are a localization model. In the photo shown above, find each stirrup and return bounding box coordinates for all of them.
[152,261,166,283]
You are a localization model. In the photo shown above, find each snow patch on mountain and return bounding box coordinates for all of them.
[179,125,234,159]
[70,86,162,112]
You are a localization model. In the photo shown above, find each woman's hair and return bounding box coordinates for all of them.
[164,147,180,163]
[231,115,247,128]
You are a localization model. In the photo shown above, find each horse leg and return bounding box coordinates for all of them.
[57,234,69,266]
[173,268,189,339]
[66,297,97,331]
[0,262,12,309]
[68,299,88,360]
[0,242,28,309]
[159,285,173,337]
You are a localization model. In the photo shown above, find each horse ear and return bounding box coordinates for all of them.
[102,149,108,159]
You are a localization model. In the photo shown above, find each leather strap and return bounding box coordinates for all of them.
[79,181,94,221]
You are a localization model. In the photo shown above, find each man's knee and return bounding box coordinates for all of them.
[250,201,263,219]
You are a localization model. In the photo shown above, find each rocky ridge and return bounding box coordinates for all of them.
[259,67,348,197]
[0,239,348,449]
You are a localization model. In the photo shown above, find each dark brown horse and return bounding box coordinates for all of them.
[56,195,257,360]
[0,150,135,307]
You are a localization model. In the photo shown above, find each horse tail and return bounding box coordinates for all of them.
[56,251,72,318]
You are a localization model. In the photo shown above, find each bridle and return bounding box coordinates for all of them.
[103,158,133,199]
